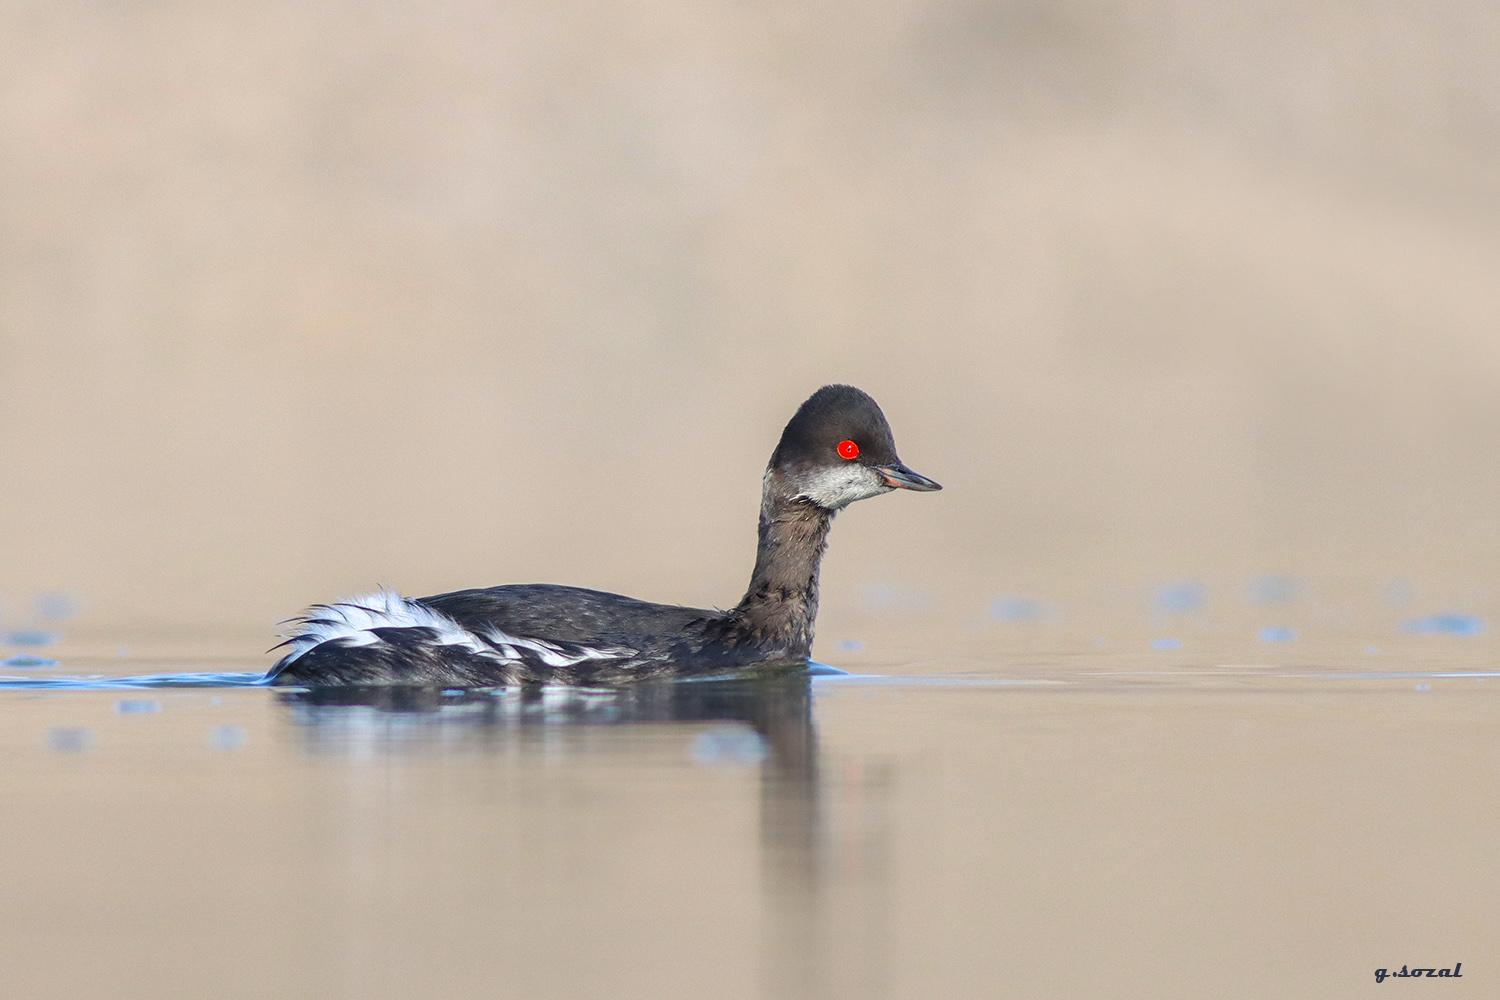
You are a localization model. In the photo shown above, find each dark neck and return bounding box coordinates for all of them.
[730,471,834,656]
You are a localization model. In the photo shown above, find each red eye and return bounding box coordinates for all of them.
[837,439,859,460]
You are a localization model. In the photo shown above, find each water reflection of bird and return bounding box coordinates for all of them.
[269,386,940,687]
[277,677,817,768]
[278,676,832,990]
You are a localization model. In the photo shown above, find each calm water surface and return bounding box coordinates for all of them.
[1,633,1495,1000]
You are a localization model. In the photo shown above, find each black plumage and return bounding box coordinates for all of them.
[269,385,940,687]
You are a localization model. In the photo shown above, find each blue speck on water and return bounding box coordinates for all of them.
[209,726,246,751]
[860,580,935,614]
[1151,638,1183,650]
[1384,580,1415,608]
[989,596,1057,623]
[690,726,766,766]
[1152,582,1203,614]
[1415,684,1430,692]
[34,591,77,621]
[115,699,160,715]
[3,629,60,647]
[1399,613,1486,637]
[837,639,865,652]
[1259,626,1297,643]
[1366,646,1380,654]
[2,654,58,668]
[47,727,93,753]
[1248,575,1302,604]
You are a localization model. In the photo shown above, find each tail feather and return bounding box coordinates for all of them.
[269,589,634,686]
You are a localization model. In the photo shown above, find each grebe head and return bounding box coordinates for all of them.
[768,385,942,511]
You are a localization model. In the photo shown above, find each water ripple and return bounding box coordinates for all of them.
[0,671,268,690]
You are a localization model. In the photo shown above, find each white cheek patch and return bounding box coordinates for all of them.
[795,465,892,510]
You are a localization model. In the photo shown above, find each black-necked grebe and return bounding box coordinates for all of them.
[269,385,941,686]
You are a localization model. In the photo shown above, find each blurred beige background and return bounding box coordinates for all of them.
[2,0,1499,642]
